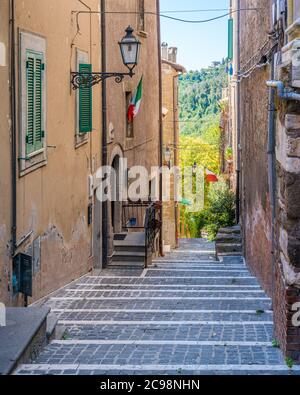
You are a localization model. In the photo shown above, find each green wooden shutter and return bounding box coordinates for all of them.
[34,56,43,151]
[228,18,234,61]
[26,51,44,155]
[26,55,35,155]
[79,63,92,133]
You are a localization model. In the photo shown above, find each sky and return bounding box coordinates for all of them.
[160,0,229,71]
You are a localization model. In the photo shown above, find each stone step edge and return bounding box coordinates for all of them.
[15,364,300,373]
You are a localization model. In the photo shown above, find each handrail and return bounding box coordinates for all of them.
[122,201,162,267]
[144,202,162,268]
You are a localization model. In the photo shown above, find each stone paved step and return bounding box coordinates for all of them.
[16,239,289,376]
[145,269,254,278]
[56,289,267,298]
[57,322,274,342]
[44,298,272,312]
[19,342,285,366]
[50,311,274,324]
[78,277,260,286]
[15,364,300,376]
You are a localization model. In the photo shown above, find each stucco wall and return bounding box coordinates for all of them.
[0,1,12,305]
[162,62,179,249]
[104,0,161,251]
[0,0,102,305]
[105,0,160,173]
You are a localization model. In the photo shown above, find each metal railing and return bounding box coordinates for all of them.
[122,201,149,231]
[144,202,162,267]
[122,201,162,267]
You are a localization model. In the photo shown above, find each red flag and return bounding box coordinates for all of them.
[205,169,219,183]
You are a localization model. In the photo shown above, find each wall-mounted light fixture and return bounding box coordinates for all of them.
[164,147,172,169]
[71,26,141,90]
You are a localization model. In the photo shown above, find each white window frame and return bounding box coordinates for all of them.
[19,30,47,174]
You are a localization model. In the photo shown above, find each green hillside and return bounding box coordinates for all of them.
[179,64,228,136]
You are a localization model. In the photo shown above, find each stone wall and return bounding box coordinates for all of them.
[236,0,300,361]
[239,0,273,296]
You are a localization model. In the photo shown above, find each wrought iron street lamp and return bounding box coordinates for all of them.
[119,26,141,75]
[71,26,141,90]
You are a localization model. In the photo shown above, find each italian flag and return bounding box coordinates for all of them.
[128,77,143,123]
[205,169,219,183]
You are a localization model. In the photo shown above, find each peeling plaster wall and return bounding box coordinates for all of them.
[0,0,102,305]
[0,1,12,306]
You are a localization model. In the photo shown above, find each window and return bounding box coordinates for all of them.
[20,31,46,173]
[138,0,145,32]
[26,50,44,155]
[126,91,134,138]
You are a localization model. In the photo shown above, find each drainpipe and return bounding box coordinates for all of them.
[101,0,108,267]
[236,0,241,224]
[9,0,17,257]
[156,0,164,256]
[266,80,300,101]
[267,57,277,304]
[173,74,180,249]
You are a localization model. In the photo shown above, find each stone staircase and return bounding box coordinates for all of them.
[109,232,146,269]
[216,225,243,260]
[14,239,300,376]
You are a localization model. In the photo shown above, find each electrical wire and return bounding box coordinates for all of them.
[73,9,261,26]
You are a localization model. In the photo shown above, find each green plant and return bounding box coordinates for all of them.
[225,146,233,160]
[256,310,265,316]
[61,331,70,340]
[286,357,294,369]
[201,182,236,240]
[272,339,280,349]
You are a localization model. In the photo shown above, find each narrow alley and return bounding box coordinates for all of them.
[15,240,299,375]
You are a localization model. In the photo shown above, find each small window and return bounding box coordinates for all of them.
[126,91,134,138]
[20,31,47,174]
[138,0,145,32]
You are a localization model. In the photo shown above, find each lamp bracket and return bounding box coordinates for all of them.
[71,71,134,90]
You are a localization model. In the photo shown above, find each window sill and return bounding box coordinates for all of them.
[19,158,47,177]
[75,136,89,149]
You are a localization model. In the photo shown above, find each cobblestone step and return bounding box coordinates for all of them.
[16,239,289,376]
[50,310,274,323]
[44,298,272,312]
[17,342,286,367]
[79,277,260,286]
[15,364,300,376]
[56,289,267,298]
[57,322,274,342]
[70,284,263,291]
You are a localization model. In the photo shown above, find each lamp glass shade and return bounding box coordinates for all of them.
[119,26,141,69]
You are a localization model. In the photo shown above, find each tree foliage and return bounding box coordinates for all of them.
[179,65,227,136]
[178,63,234,239]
